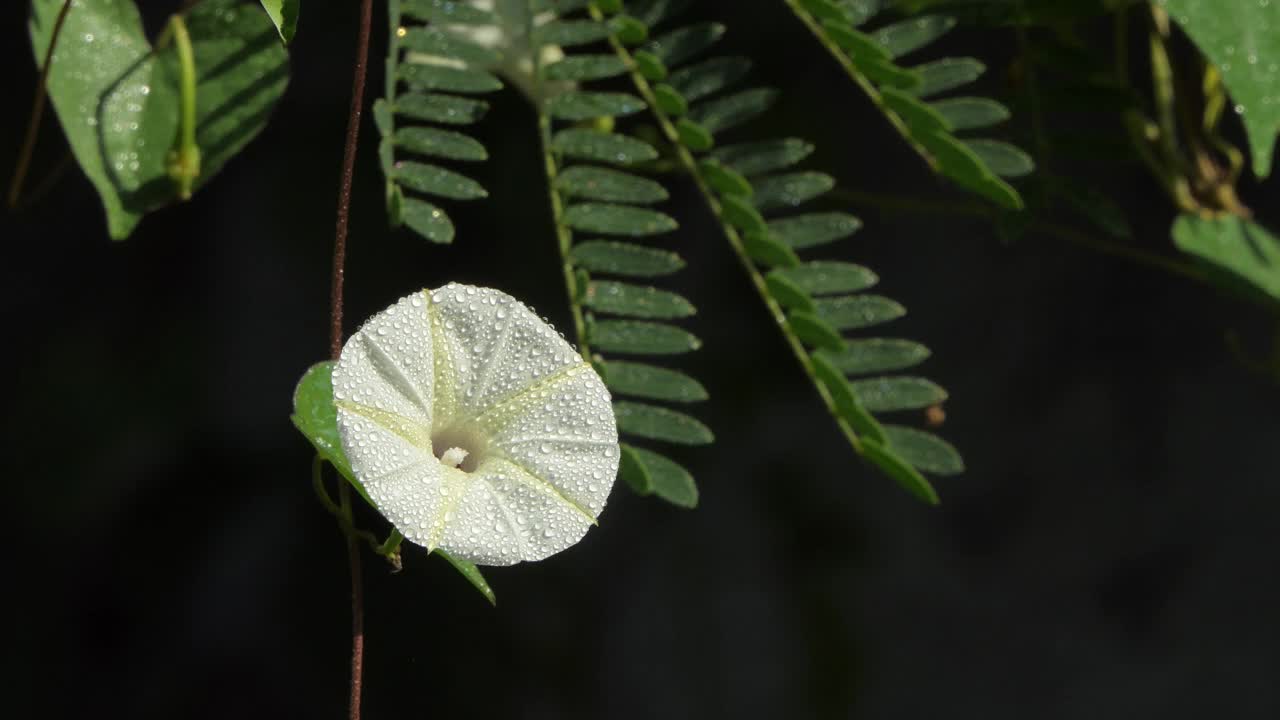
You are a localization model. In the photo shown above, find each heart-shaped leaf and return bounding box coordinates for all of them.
[30,0,289,239]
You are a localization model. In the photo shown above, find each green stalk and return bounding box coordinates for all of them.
[531,13,591,361]
[536,113,591,361]
[1147,5,1197,211]
[164,14,201,200]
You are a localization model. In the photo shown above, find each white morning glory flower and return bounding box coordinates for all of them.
[332,284,619,566]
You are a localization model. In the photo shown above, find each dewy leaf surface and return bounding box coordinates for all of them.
[332,284,620,566]
[30,0,153,238]
[1164,0,1280,176]
[29,0,289,239]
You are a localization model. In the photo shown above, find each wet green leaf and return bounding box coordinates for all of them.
[653,83,690,116]
[643,23,725,66]
[817,338,932,375]
[789,311,847,352]
[765,272,818,312]
[401,197,455,243]
[709,138,815,176]
[699,160,753,197]
[570,240,685,277]
[30,0,289,239]
[861,438,940,504]
[400,26,502,66]
[689,87,778,133]
[259,0,300,44]
[882,425,963,476]
[394,127,488,161]
[633,50,668,80]
[402,0,495,24]
[399,62,503,93]
[610,14,649,45]
[751,172,836,211]
[552,129,658,164]
[823,21,891,63]
[964,140,1034,177]
[556,166,668,204]
[615,402,714,445]
[873,15,956,58]
[917,130,1023,209]
[882,86,950,134]
[535,19,611,46]
[850,376,947,412]
[1172,214,1280,304]
[603,361,708,402]
[547,91,646,120]
[810,351,886,444]
[291,361,369,503]
[394,93,488,124]
[676,118,714,150]
[589,319,701,355]
[910,57,985,98]
[814,295,906,330]
[585,281,695,318]
[669,56,752,102]
[775,261,878,295]
[768,212,862,249]
[930,97,1010,130]
[1165,0,1280,176]
[394,162,487,199]
[563,203,677,236]
[742,230,802,267]
[620,444,699,507]
[543,54,628,81]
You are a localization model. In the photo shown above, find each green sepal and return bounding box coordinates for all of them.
[432,550,496,606]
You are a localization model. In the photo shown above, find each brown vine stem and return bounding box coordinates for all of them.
[330,0,375,718]
[8,0,73,209]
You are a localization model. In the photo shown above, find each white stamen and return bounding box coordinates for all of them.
[441,446,470,469]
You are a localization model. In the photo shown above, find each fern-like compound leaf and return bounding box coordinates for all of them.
[532,2,710,508]
[380,0,497,243]
[610,0,962,501]
[787,1,1032,209]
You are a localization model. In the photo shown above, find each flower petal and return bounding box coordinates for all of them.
[334,408,443,540]
[426,283,583,420]
[332,292,435,427]
[439,457,598,565]
[477,365,619,517]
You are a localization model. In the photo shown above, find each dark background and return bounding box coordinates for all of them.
[5,1,1280,718]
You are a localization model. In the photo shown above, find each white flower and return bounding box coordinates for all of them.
[332,284,619,566]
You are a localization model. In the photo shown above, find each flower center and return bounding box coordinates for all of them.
[432,425,487,473]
